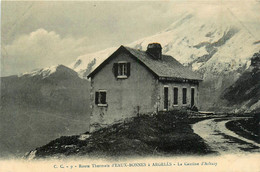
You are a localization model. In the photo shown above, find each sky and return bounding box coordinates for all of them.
[1,0,260,77]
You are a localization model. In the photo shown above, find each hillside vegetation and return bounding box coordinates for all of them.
[226,114,260,144]
[29,111,213,159]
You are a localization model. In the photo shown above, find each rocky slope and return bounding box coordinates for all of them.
[221,51,260,112]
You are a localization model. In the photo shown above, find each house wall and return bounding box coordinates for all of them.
[90,51,158,130]
[158,81,199,111]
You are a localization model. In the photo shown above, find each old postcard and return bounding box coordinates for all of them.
[0,0,259,171]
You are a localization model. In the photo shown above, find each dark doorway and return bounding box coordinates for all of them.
[173,87,178,105]
[191,88,195,107]
[164,87,168,110]
[182,88,187,104]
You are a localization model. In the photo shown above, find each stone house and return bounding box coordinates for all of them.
[87,43,202,130]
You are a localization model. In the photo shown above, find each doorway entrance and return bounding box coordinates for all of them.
[164,86,168,110]
[191,88,195,107]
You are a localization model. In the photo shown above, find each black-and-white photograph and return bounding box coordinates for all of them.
[0,0,259,171]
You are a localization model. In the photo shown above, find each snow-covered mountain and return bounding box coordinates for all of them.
[20,64,79,79]
[69,47,118,78]
[1,64,90,114]
[70,8,260,111]
[0,65,90,157]
[71,9,259,77]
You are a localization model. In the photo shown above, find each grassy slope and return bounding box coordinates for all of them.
[33,111,213,159]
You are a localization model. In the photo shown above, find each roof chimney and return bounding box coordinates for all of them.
[146,43,162,60]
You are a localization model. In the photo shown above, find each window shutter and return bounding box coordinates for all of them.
[95,92,99,104]
[127,62,131,77]
[113,63,118,78]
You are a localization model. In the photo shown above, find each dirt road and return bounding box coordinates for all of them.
[192,118,260,154]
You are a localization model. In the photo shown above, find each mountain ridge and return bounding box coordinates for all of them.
[19,64,78,79]
[0,64,91,157]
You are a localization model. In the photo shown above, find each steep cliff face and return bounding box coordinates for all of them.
[221,52,260,112]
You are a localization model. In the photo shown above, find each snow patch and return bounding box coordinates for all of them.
[70,47,117,78]
[78,134,91,141]
[20,65,59,78]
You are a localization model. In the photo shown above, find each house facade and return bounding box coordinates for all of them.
[87,43,202,131]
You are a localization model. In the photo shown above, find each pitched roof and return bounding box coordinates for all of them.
[88,45,202,81]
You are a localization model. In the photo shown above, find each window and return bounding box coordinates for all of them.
[164,86,169,111]
[113,62,130,78]
[182,88,187,105]
[173,87,178,105]
[95,90,107,106]
[118,63,127,76]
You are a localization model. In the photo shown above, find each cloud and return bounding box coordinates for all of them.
[1,29,88,76]
[1,1,259,77]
